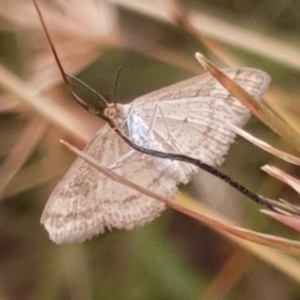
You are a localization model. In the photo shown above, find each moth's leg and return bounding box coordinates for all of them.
[157,106,183,154]
[100,122,116,137]
[101,121,136,170]
[107,149,136,170]
[144,104,183,156]
[146,104,159,137]
[130,104,159,160]
[121,104,135,135]
[155,108,195,174]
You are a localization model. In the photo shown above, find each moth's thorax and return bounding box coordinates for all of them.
[103,103,129,126]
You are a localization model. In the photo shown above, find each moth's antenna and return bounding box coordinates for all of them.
[113,67,122,106]
[67,75,109,105]
[33,0,99,114]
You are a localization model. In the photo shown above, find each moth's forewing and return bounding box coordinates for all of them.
[131,68,270,168]
[41,125,178,244]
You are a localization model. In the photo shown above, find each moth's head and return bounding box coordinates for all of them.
[103,103,124,121]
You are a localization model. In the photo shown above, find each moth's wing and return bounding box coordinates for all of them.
[131,68,270,176]
[41,124,177,244]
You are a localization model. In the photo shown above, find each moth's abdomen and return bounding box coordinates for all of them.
[127,112,190,184]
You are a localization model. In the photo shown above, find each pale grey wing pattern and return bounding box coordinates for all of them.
[41,124,178,244]
[130,68,270,178]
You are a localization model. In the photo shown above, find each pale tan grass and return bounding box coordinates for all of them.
[0,63,99,143]
[0,114,48,197]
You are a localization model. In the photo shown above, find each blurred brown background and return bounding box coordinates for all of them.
[0,0,300,299]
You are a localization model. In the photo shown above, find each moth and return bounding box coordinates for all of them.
[41,62,270,244]
[32,0,270,245]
